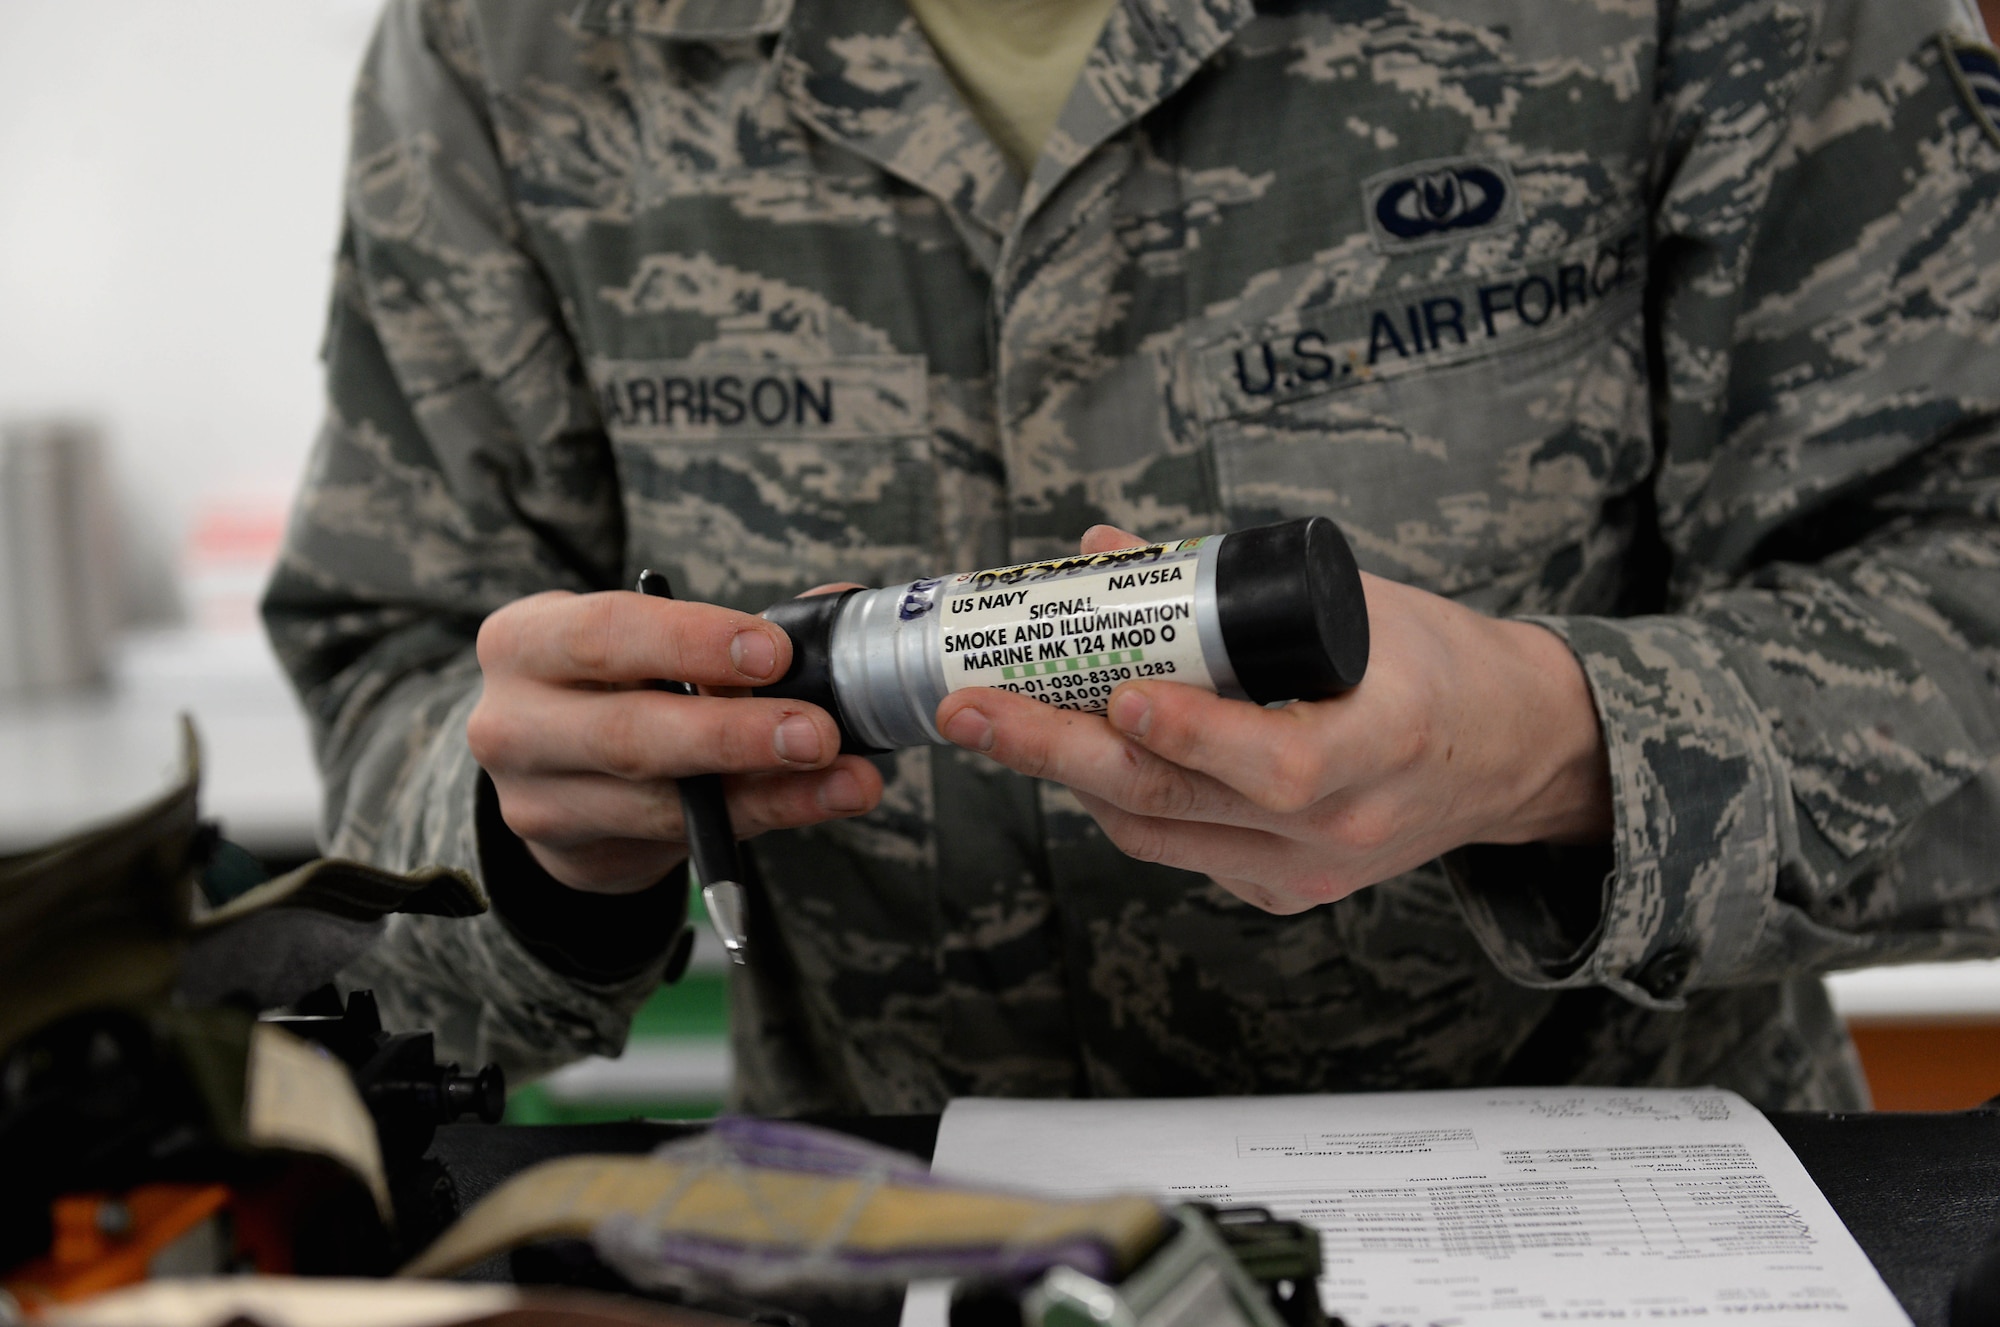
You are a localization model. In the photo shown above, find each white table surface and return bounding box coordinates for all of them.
[5,632,1998,1041]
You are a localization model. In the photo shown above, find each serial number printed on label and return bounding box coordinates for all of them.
[937,539,1217,712]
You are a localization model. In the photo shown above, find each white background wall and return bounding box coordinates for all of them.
[0,1,382,620]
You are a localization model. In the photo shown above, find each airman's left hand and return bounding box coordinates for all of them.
[933,526,1613,914]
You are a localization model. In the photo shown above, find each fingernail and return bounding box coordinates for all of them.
[731,629,779,681]
[1108,689,1151,737]
[942,707,995,753]
[818,768,867,814]
[774,713,825,764]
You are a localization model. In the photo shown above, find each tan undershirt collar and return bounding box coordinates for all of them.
[905,0,1121,176]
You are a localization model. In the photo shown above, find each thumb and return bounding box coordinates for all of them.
[1080,524,1147,555]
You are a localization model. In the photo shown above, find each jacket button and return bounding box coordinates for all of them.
[1636,945,1695,998]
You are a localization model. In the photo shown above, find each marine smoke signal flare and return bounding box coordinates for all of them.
[755,517,1371,754]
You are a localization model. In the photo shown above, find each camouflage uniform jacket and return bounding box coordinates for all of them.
[266,0,2000,1113]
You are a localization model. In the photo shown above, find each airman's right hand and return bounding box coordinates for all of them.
[466,590,884,895]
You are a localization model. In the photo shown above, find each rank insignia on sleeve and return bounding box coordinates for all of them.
[1942,34,2000,150]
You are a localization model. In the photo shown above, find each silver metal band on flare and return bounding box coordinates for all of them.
[1192,537,1245,701]
[828,536,1244,751]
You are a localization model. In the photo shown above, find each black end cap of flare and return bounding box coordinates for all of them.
[753,588,884,754]
[1214,516,1370,705]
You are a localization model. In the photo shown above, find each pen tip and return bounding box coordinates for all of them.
[703,880,750,965]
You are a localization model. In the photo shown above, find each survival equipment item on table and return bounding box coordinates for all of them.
[0,722,499,1315]
[400,1117,1332,1327]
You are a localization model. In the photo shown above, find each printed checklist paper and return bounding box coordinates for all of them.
[912,1088,1908,1326]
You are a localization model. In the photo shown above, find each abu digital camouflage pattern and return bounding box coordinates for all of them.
[265,0,2000,1109]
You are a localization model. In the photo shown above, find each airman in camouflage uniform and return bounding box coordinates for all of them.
[265,0,2000,1114]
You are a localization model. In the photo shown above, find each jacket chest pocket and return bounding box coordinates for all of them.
[1192,224,1655,610]
[598,355,937,611]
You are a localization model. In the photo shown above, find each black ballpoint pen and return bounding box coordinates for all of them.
[635,569,749,965]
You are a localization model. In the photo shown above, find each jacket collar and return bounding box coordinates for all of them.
[583,0,1258,252]
[1025,0,1256,215]
[778,0,1022,251]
